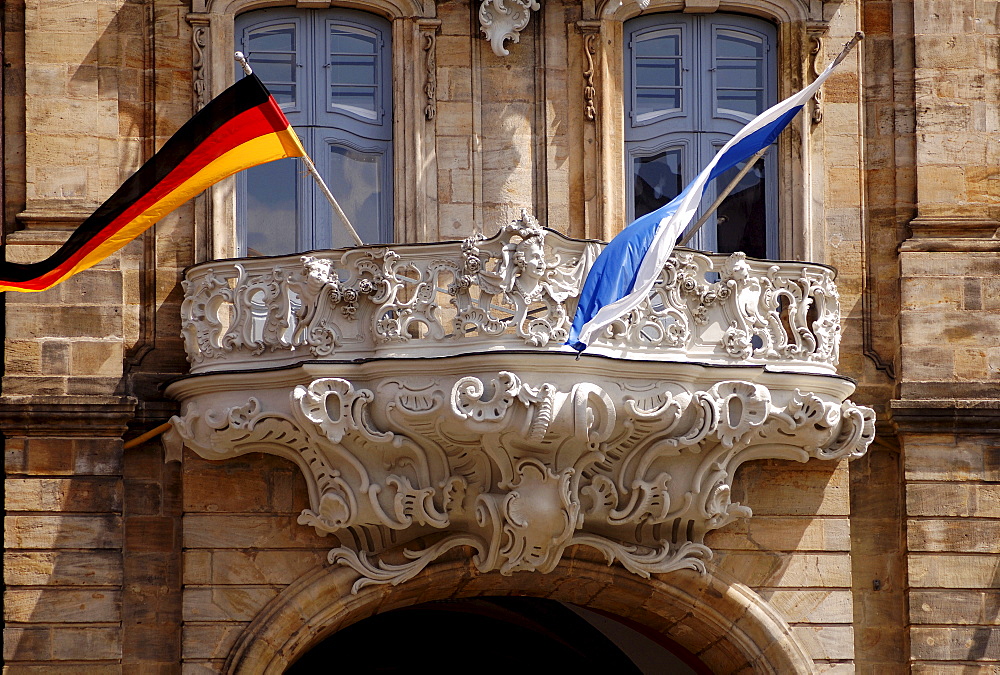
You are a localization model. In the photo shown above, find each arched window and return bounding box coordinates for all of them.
[235,7,392,256]
[624,13,777,258]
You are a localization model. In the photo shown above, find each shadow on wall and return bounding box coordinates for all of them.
[708,456,854,662]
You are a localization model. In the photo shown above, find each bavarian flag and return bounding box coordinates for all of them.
[0,73,305,293]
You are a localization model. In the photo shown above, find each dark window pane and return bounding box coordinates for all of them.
[250,24,295,52]
[635,60,682,90]
[329,54,377,85]
[633,149,683,219]
[248,24,297,105]
[633,30,683,120]
[634,31,680,58]
[328,144,384,246]
[243,158,298,257]
[329,27,378,55]
[329,86,379,117]
[715,60,764,89]
[716,30,763,59]
[717,89,764,116]
[328,25,380,118]
[635,89,681,117]
[715,157,766,258]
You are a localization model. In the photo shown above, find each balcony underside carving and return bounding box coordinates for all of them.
[165,356,873,592]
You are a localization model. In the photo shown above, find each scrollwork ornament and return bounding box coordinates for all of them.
[171,369,874,595]
[479,0,541,57]
[422,30,437,120]
[809,32,825,123]
[294,378,392,444]
[191,23,209,110]
[711,381,770,448]
[583,33,598,120]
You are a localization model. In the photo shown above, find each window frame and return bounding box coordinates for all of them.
[580,0,824,260]
[623,12,779,258]
[186,0,438,262]
[235,6,394,256]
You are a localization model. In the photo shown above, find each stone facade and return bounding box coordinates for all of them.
[2,0,998,673]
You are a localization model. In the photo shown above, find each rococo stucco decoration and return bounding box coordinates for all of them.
[166,366,874,592]
[167,211,872,592]
[178,213,841,374]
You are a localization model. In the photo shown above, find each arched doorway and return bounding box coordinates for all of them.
[223,554,813,674]
[286,596,709,673]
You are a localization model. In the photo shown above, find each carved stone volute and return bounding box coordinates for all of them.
[166,356,874,593]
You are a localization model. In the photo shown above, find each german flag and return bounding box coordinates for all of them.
[0,74,305,293]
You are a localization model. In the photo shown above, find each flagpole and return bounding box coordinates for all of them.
[675,31,864,250]
[234,52,365,247]
[677,146,768,248]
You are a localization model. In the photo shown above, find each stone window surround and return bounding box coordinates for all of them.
[186,0,440,260]
[586,0,832,259]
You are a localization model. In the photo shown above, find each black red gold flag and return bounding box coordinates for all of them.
[0,73,305,293]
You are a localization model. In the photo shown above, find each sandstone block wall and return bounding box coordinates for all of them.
[175,449,859,672]
[3,0,1000,670]
[3,401,130,671]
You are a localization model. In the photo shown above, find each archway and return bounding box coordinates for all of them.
[285,596,709,673]
[223,553,814,674]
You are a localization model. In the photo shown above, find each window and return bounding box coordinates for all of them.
[236,8,392,256]
[625,13,777,258]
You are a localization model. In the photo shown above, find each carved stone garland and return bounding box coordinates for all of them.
[168,370,874,593]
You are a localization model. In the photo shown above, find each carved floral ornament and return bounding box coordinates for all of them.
[165,360,874,593]
[479,0,667,56]
[179,212,843,374]
[480,0,825,56]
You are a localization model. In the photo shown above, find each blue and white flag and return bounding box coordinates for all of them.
[567,47,854,353]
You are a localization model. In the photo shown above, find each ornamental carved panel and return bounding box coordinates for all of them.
[165,358,874,593]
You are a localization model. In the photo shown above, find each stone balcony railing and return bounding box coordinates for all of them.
[168,213,871,592]
[180,213,841,374]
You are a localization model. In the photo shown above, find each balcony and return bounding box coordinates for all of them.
[179,213,842,373]
[165,213,873,591]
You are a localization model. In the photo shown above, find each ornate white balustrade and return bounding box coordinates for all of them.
[180,213,842,374]
[167,213,873,592]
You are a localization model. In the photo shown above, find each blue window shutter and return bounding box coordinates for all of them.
[625,13,777,259]
[235,7,393,256]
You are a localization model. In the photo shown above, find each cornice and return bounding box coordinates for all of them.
[0,395,137,436]
[900,217,1000,252]
[889,398,1000,434]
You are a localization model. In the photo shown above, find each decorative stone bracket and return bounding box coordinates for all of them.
[166,360,874,593]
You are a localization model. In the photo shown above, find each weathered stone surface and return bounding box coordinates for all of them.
[712,552,853,587]
[182,550,326,586]
[4,589,121,623]
[3,551,122,586]
[907,483,1000,517]
[4,477,122,513]
[706,516,852,551]
[908,519,1000,553]
[182,515,326,550]
[5,0,1000,670]
[181,623,247,660]
[790,625,856,661]
[5,515,122,549]
[911,590,1000,625]
[909,553,1000,588]
[181,587,281,623]
[910,627,1000,661]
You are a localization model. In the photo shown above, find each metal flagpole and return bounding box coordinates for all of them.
[234,52,365,247]
[677,146,768,248]
[675,31,864,250]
